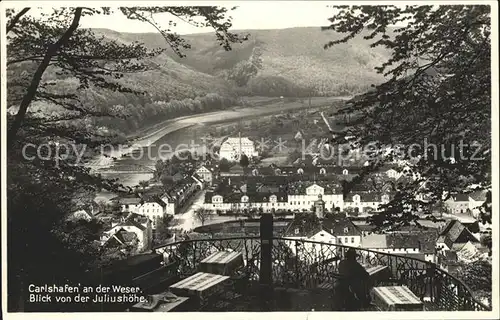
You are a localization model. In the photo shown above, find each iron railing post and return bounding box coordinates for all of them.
[295,241,300,286]
[259,213,273,310]
[192,242,197,271]
[427,262,436,303]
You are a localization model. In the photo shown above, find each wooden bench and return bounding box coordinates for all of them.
[364,265,391,286]
[199,250,244,276]
[169,272,230,302]
[317,281,335,290]
[371,285,424,311]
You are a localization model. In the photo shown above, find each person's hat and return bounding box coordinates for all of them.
[345,248,357,259]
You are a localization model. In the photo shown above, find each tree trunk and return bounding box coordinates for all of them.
[8,8,83,149]
[6,8,31,33]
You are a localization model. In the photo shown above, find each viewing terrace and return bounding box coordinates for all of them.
[133,215,490,312]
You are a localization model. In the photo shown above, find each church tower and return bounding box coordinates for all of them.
[314,194,325,219]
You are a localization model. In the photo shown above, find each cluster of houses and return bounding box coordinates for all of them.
[199,139,488,219]
[65,168,206,257]
[66,135,490,263]
[280,197,490,267]
[66,203,156,255]
[435,219,491,272]
[113,174,204,224]
[100,214,154,253]
[445,191,488,218]
[203,180,392,215]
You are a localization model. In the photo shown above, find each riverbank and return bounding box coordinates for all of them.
[88,123,196,170]
[125,96,284,141]
[128,96,350,149]
[89,95,350,172]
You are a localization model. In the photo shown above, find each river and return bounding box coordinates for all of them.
[94,96,351,189]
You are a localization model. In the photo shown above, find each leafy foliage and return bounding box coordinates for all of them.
[294,211,320,229]
[194,208,213,226]
[480,234,492,253]
[7,155,105,311]
[6,6,246,311]
[218,158,234,172]
[154,215,174,244]
[456,259,492,305]
[223,47,263,86]
[239,153,250,168]
[324,5,491,229]
[246,75,308,97]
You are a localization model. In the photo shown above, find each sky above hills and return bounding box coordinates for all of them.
[19,2,340,34]
[81,2,338,34]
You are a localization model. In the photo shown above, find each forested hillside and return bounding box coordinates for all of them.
[94,27,392,96]
[7,34,239,136]
[10,27,391,137]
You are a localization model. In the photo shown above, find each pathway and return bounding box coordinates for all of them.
[172,190,206,232]
[171,189,254,232]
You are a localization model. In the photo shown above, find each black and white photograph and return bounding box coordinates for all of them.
[1,1,498,316]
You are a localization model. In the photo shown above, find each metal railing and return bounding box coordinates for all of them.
[155,236,262,280]
[153,236,490,311]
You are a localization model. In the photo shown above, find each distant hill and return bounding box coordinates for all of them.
[92,27,392,96]
[11,27,393,136]
[54,29,237,101]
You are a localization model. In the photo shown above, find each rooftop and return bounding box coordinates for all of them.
[361,234,388,249]
[469,190,487,202]
[119,197,142,205]
[438,219,479,250]
[282,216,361,238]
[387,233,421,249]
[344,191,390,202]
[120,218,147,231]
[450,193,470,202]
[222,137,255,146]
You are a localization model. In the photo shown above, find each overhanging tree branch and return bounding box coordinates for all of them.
[8,7,83,149]
[6,7,31,33]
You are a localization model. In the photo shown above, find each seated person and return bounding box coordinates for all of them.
[335,248,372,310]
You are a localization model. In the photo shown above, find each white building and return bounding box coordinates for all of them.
[66,209,93,222]
[468,190,487,218]
[344,192,391,214]
[361,233,420,255]
[284,228,339,262]
[360,232,435,262]
[283,216,363,248]
[195,165,215,185]
[205,192,289,213]
[117,194,174,228]
[287,183,344,212]
[445,194,470,215]
[202,180,393,215]
[134,196,170,228]
[102,217,153,252]
[281,205,363,266]
[118,196,142,213]
[219,137,258,161]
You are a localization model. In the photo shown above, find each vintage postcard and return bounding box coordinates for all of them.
[1,1,498,319]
